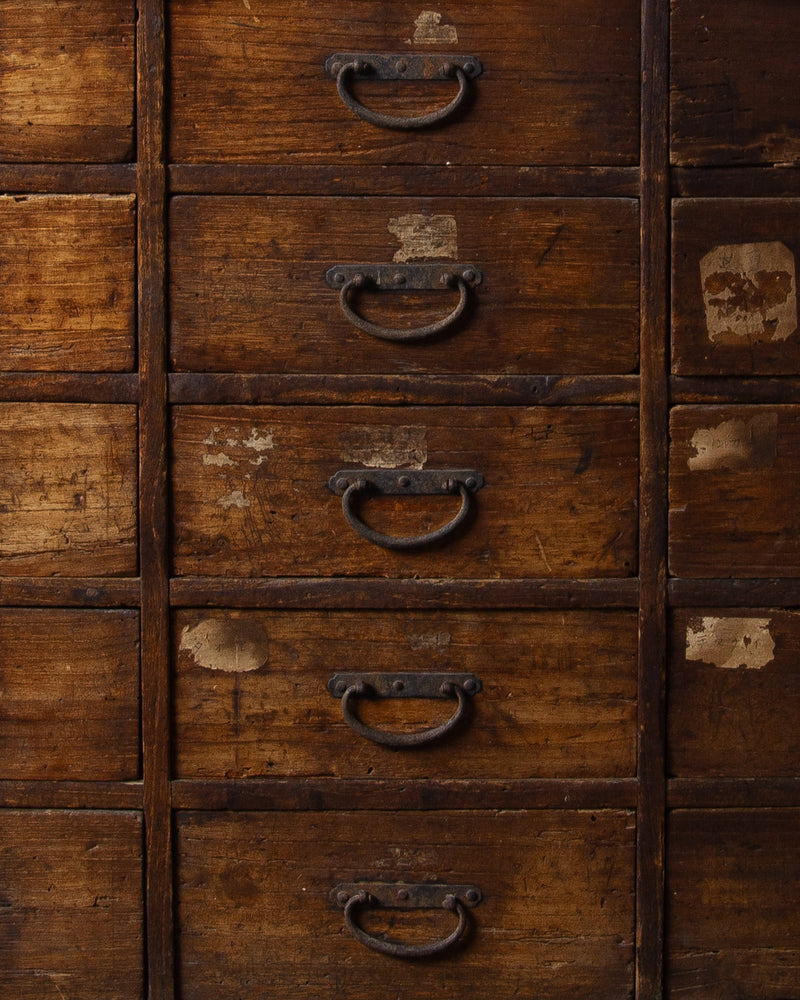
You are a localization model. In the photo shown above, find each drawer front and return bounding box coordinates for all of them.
[171,406,638,579]
[169,197,639,375]
[667,809,800,999]
[0,195,136,372]
[0,809,144,999]
[168,0,639,165]
[176,809,635,1000]
[0,609,140,780]
[668,609,800,779]
[0,403,138,576]
[669,405,800,578]
[672,199,800,375]
[174,609,637,780]
[0,1,135,162]
[671,0,800,166]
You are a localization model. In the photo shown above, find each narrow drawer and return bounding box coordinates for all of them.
[176,809,635,1000]
[0,1,135,162]
[0,195,136,371]
[0,403,138,576]
[169,197,639,376]
[0,609,140,780]
[667,809,800,998]
[668,609,800,778]
[672,199,800,375]
[0,809,144,999]
[669,405,800,578]
[171,405,638,579]
[173,609,637,780]
[168,0,639,165]
[671,0,800,165]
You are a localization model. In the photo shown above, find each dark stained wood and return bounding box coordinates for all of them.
[0,195,136,372]
[170,196,639,376]
[0,576,140,606]
[175,809,635,1000]
[0,809,144,999]
[0,780,143,809]
[173,609,637,780]
[671,376,800,405]
[670,0,800,166]
[669,405,800,577]
[672,167,800,199]
[672,199,800,375]
[0,373,139,403]
[667,779,800,809]
[667,809,800,998]
[0,609,140,780]
[171,405,639,579]
[0,1,135,162]
[669,578,800,607]
[168,0,639,166]
[0,163,136,194]
[0,403,138,576]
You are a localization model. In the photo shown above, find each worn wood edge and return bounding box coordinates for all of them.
[669,579,800,607]
[670,377,800,404]
[169,578,640,609]
[0,374,139,403]
[0,578,140,606]
[672,166,800,199]
[667,779,800,809]
[0,164,137,193]
[168,164,641,198]
[170,778,639,812]
[0,780,144,809]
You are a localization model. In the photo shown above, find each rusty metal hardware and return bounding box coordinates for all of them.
[325,53,483,130]
[332,882,482,959]
[327,672,482,747]
[327,469,484,550]
[326,264,482,342]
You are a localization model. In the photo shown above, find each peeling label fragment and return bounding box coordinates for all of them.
[685,616,774,670]
[388,214,458,263]
[687,412,777,471]
[339,426,428,470]
[412,11,458,45]
[700,242,797,344]
[406,631,452,651]
[203,452,235,467]
[180,618,269,673]
[217,490,251,509]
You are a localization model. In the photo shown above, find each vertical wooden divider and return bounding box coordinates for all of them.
[637,0,670,996]
[137,2,173,996]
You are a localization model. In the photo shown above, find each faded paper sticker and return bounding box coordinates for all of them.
[339,426,428,469]
[687,412,777,471]
[685,616,774,670]
[411,10,458,45]
[180,618,269,673]
[388,214,458,263]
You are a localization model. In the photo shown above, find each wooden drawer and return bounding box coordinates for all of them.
[0,809,144,999]
[669,405,800,578]
[671,0,800,166]
[173,609,637,780]
[0,403,138,576]
[169,197,639,375]
[168,0,639,165]
[0,195,136,372]
[667,809,800,999]
[668,609,800,779]
[171,405,638,579]
[0,1,135,162]
[672,199,800,375]
[0,609,140,780]
[176,809,635,1000]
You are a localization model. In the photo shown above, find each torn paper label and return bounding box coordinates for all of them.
[687,412,777,471]
[388,214,457,263]
[339,426,428,469]
[411,11,458,45]
[685,616,774,670]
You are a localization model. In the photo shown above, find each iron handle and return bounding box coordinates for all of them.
[326,53,482,130]
[342,478,468,550]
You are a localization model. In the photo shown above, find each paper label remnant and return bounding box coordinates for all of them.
[411,11,458,44]
[406,631,452,651]
[217,490,251,509]
[700,242,797,344]
[687,411,777,471]
[685,616,774,670]
[388,214,458,263]
[339,426,428,469]
[180,618,269,673]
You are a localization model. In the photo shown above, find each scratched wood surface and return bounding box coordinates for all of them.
[672,199,800,375]
[671,0,800,166]
[669,405,800,578]
[667,809,800,998]
[169,196,639,375]
[0,195,136,371]
[0,809,144,999]
[175,809,635,1000]
[0,403,138,576]
[168,0,639,165]
[173,608,637,780]
[171,405,639,579]
[0,0,135,162]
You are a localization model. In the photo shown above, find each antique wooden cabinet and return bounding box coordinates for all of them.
[1,1,798,998]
